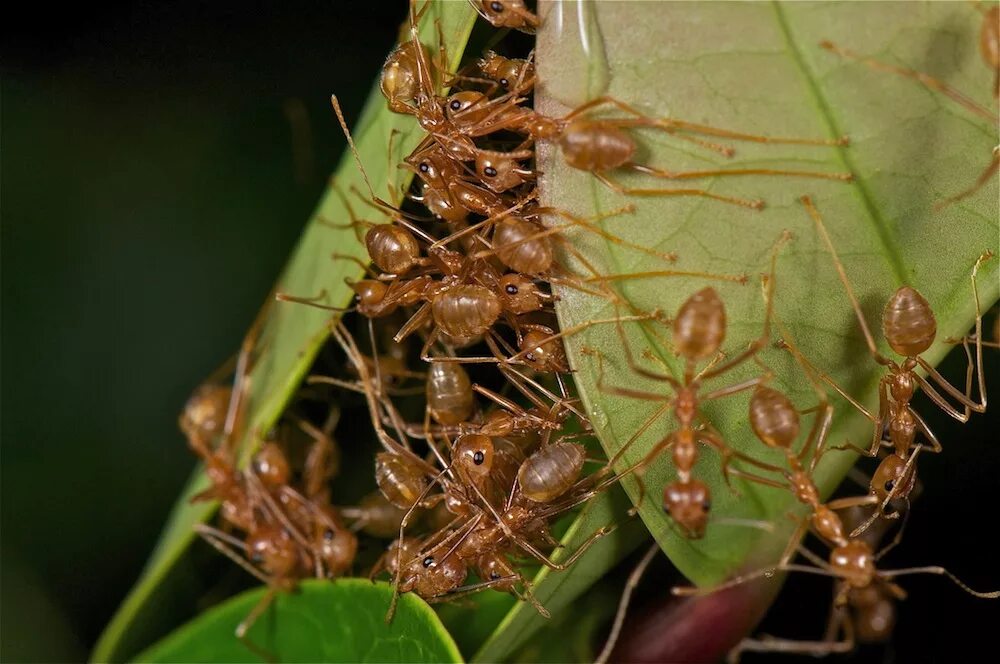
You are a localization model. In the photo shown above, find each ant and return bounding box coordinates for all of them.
[469,0,539,33]
[790,196,993,535]
[820,4,998,208]
[678,340,999,659]
[581,233,790,538]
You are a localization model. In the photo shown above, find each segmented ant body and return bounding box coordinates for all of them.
[469,0,539,33]
[584,236,787,538]
[793,197,992,535]
[687,366,999,659]
[477,50,535,94]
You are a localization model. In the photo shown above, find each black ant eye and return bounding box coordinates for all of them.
[419,162,429,173]
[884,479,895,492]
[484,166,498,177]
[490,571,501,580]
[473,450,485,465]
[505,284,518,295]
[423,556,435,568]
[490,1,503,12]
[450,99,462,111]
[525,352,536,362]
[499,78,509,87]
[702,499,712,512]
[323,528,335,541]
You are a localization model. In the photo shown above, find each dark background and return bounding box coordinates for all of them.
[2,2,998,663]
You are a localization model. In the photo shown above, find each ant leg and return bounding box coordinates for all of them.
[915,250,994,415]
[628,161,853,184]
[734,607,854,658]
[672,562,838,597]
[820,41,993,121]
[593,171,765,210]
[934,147,999,210]
[879,567,1000,599]
[595,542,660,664]
[801,196,894,365]
[236,586,280,663]
[514,522,618,571]
[529,204,679,263]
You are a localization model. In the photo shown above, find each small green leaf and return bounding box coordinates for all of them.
[137,579,462,663]
[472,486,649,663]
[93,4,477,661]
[539,1,998,586]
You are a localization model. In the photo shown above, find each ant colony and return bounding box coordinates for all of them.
[177,1,998,661]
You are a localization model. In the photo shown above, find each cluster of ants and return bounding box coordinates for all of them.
[178,1,999,660]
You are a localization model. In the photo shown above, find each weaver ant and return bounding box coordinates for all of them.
[790,196,993,535]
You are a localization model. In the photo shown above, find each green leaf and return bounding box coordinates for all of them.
[137,579,462,663]
[472,486,649,663]
[92,4,477,661]
[538,1,999,586]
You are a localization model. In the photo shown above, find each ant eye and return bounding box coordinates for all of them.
[490,571,501,579]
[251,552,265,564]
[884,479,895,492]
[450,99,462,111]
[423,556,436,568]
[505,284,518,295]
[419,162,429,173]
[473,450,485,465]
[702,499,712,512]
[525,352,536,362]
[490,1,503,12]
[499,78,509,87]
[484,166,498,177]
[323,528,335,541]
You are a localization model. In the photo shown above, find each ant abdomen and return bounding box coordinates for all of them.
[850,586,896,642]
[426,363,475,425]
[252,442,292,488]
[517,441,586,502]
[558,120,634,172]
[493,216,553,275]
[673,287,727,360]
[749,386,801,450]
[365,225,422,275]
[375,452,429,509]
[380,41,424,113]
[882,286,937,357]
[179,384,232,451]
[431,285,502,338]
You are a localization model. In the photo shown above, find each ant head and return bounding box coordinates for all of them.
[477,0,538,31]
[498,273,543,314]
[445,91,490,122]
[520,329,568,372]
[454,433,495,482]
[412,550,468,598]
[180,383,232,450]
[663,479,711,539]
[477,552,517,592]
[252,442,291,488]
[315,508,357,576]
[829,540,876,589]
[749,386,800,449]
[476,153,525,192]
[870,454,916,503]
[245,525,299,577]
[882,286,936,357]
[349,279,390,311]
[673,288,726,361]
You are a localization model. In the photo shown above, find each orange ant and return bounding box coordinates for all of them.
[820,5,998,208]
[791,196,993,535]
[678,343,999,659]
[469,0,539,33]
[581,234,789,538]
